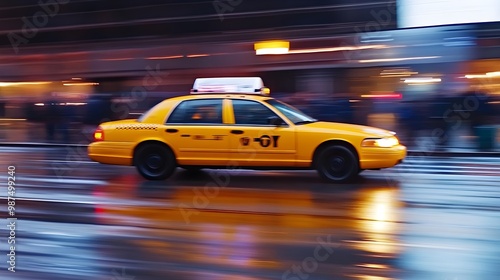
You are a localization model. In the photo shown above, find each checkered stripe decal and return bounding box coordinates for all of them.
[115,125,158,130]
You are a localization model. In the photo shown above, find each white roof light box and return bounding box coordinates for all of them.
[191,77,269,95]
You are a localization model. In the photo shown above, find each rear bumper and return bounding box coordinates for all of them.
[359,145,407,170]
[88,141,134,166]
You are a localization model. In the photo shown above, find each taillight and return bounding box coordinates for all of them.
[93,126,104,142]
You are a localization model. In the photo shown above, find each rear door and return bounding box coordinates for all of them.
[162,98,231,166]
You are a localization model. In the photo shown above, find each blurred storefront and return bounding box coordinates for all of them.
[0,21,499,148]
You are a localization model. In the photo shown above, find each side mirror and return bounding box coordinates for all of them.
[268,116,285,126]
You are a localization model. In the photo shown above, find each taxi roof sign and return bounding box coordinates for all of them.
[191,77,269,95]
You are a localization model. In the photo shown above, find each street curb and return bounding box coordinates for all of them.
[1,142,500,157]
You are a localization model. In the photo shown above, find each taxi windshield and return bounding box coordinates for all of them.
[265,99,317,125]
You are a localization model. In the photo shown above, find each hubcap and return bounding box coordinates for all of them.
[146,154,163,170]
[329,156,345,172]
[323,150,351,179]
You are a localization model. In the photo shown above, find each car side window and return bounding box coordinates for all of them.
[167,99,223,124]
[232,99,281,125]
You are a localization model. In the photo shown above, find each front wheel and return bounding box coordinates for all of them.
[134,143,176,180]
[316,145,359,183]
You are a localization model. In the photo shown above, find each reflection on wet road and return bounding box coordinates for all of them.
[0,147,499,280]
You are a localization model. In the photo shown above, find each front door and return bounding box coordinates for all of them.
[228,99,296,167]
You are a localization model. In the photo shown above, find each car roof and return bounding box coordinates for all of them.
[169,94,273,102]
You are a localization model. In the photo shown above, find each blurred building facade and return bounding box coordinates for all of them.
[0,0,499,147]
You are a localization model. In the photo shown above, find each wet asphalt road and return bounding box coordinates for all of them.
[0,147,499,280]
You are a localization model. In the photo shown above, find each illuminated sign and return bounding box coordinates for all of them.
[254,41,290,55]
[398,0,500,28]
[191,77,269,95]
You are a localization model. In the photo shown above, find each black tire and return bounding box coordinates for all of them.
[134,143,176,180]
[315,145,359,183]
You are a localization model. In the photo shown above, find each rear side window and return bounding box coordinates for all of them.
[166,99,223,124]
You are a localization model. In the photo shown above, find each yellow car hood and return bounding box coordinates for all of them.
[301,121,395,138]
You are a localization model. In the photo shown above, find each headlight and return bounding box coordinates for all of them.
[362,136,399,148]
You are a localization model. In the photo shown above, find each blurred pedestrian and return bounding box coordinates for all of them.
[398,100,419,146]
[44,92,71,143]
[429,93,455,149]
[0,93,5,117]
[331,94,354,123]
[468,91,494,149]
[58,99,71,143]
[44,92,59,141]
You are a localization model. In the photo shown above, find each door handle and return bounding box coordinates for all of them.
[166,129,178,133]
[230,130,244,135]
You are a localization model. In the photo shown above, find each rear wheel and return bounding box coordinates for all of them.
[134,143,176,180]
[316,145,359,183]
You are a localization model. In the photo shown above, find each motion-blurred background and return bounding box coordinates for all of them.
[0,0,499,150]
[2,2,500,280]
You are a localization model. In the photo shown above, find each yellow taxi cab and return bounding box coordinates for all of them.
[88,77,406,182]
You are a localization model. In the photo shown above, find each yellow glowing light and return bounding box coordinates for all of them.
[287,44,388,54]
[63,82,99,86]
[261,87,271,95]
[94,132,103,141]
[465,72,500,79]
[0,81,52,87]
[380,74,412,78]
[254,40,290,55]
[362,137,399,148]
[356,264,389,269]
[486,71,500,77]
[187,54,210,58]
[361,93,402,99]
[465,74,489,79]
[352,189,401,254]
[255,41,390,55]
[380,69,418,77]
[403,78,441,84]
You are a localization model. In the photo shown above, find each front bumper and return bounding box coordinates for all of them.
[359,145,407,170]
